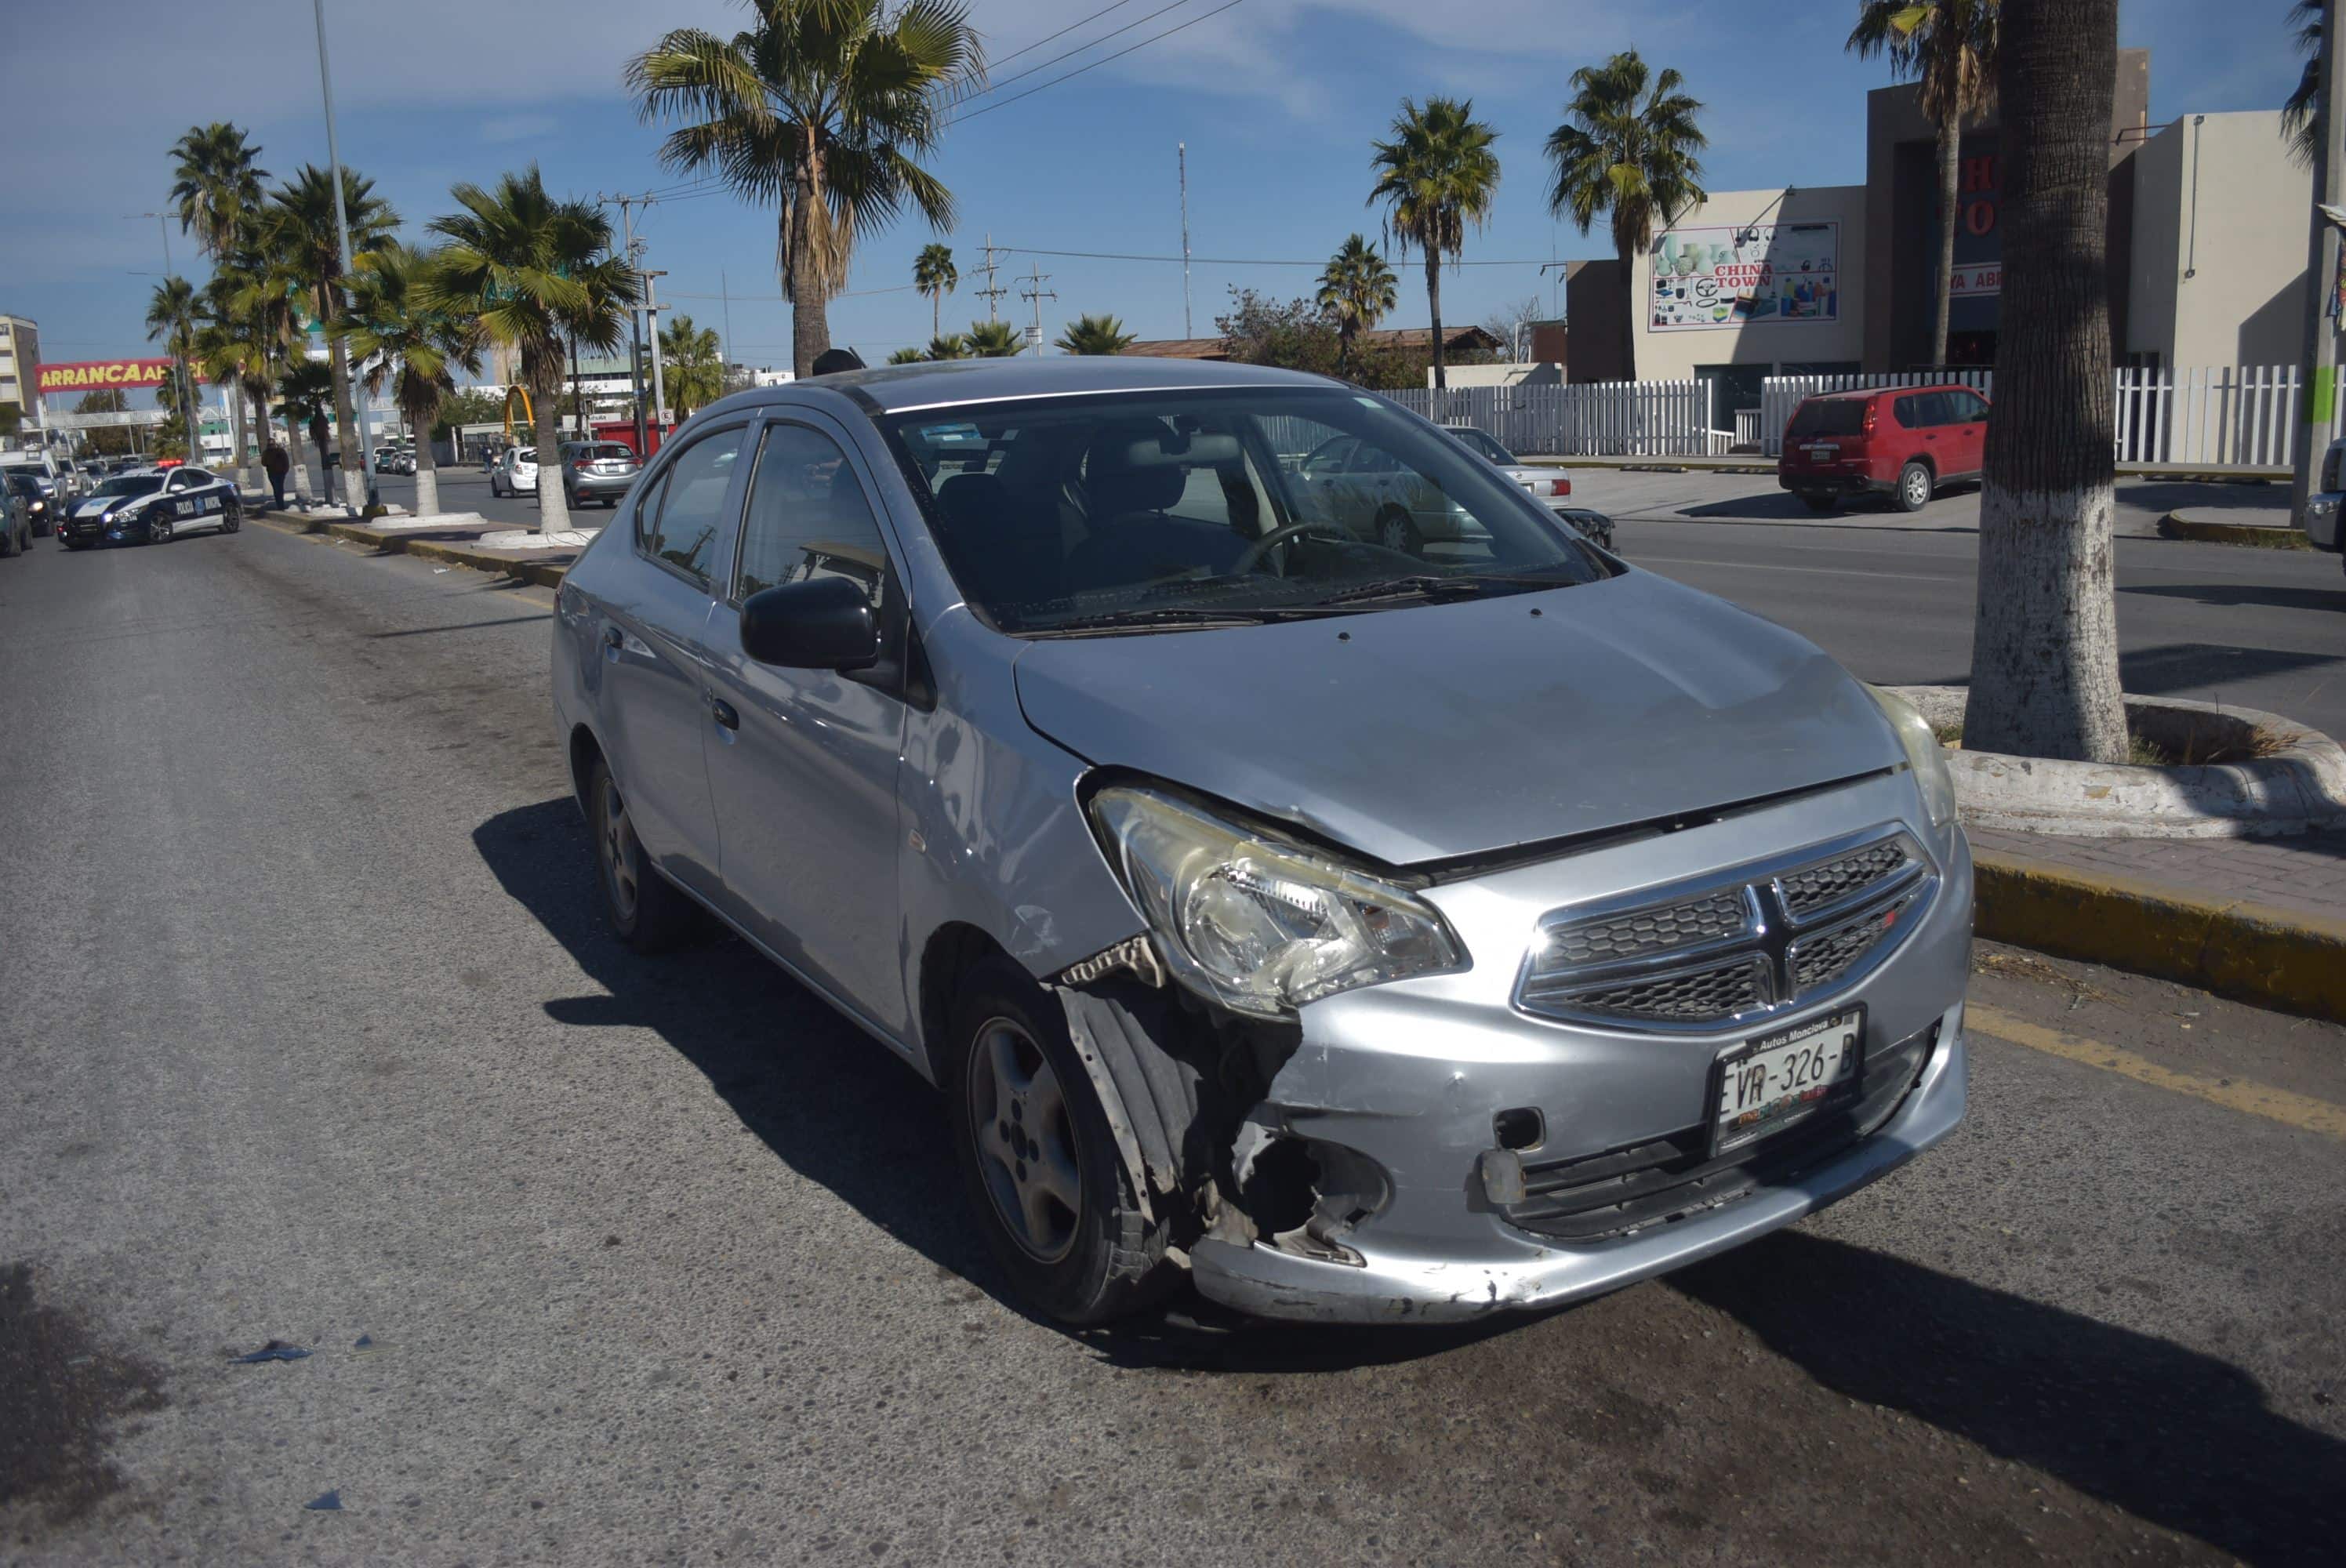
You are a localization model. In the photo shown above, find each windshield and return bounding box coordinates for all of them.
[1788,399,1868,437]
[1445,426,1516,463]
[877,387,1608,635]
[92,474,165,498]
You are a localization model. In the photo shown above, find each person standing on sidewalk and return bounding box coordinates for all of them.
[263,442,289,510]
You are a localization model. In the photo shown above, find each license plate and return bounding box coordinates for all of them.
[1803,442,1837,457]
[1712,1009,1863,1155]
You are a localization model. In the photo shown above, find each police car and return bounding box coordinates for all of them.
[62,464,243,550]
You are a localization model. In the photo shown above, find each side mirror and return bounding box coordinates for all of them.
[739,575,881,671]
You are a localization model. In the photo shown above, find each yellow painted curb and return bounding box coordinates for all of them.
[2156,511,2311,549]
[1973,851,2346,1025]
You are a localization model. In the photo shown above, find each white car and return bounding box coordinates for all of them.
[490,446,539,497]
[2308,437,2344,556]
[1440,423,1576,510]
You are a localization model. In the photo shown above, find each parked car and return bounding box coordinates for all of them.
[1436,424,1615,549]
[0,471,38,557]
[0,450,64,506]
[550,357,1972,1327]
[1777,384,1990,514]
[4,470,53,546]
[1292,430,1485,552]
[2305,436,2344,560]
[557,441,642,508]
[61,466,242,548]
[490,446,538,497]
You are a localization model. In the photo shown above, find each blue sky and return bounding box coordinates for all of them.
[0,0,2310,390]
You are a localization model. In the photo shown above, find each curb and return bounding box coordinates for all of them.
[320,521,572,589]
[1973,851,2346,1024]
[2158,510,2310,549]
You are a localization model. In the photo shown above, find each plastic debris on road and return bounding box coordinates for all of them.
[304,1490,342,1511]
[231,1340,311,1363]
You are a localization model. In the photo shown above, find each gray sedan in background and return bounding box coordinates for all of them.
[550,356,1971,1327]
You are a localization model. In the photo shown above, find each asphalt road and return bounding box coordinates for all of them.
[384,464,2346,739]
[4,521,2344,1566]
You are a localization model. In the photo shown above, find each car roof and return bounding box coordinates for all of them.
[695,354,1343,420]
[1810,383,1984,402]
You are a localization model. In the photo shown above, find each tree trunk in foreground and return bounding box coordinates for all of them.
[327,332,366,514]
[412,403,441,521]
[228,393,250,490]
[1965,0,2126,764]
[532,372,570,535]
[1931,113,1962,368]
[1424,250,1446,390]
[285,417,314,506]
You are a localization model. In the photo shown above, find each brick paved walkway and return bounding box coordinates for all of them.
[1970,827,2346,927]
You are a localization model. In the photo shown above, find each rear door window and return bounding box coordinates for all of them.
[1947,390,1988,423]
[639,427,747,587]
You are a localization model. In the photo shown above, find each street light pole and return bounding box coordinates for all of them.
[644,270,668,441]
[130,212,201,460]
[312,0,377,514]
[2292,0,2346,532]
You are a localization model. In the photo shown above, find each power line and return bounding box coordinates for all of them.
[986,0,1143,70]
[957,0,1195,110]
[956,0,1249,124]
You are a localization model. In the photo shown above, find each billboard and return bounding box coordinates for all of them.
[36,358,203,394]
[1649,221,1839,331]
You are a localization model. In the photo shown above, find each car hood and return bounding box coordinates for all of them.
[1010,570,1900,866]
[74,495,146,517]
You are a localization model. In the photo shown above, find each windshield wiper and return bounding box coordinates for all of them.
[1315,572,1555,607]
[1019,605,1337,637]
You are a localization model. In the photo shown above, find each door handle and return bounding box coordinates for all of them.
[710,696,740,731]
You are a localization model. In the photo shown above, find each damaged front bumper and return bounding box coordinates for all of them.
[1182,772,1974,1324]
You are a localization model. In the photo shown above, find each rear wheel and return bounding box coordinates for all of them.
[949,958,1176,1325]
[1894,461,1932,514]
[586,757,705,953]
[220,496,242,533]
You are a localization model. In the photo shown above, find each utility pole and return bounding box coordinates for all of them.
[129,212,201,463]
[601,191,654,456]
[720,268,734,390]
[976,234,1008,323]
[1178,142,1193,339]
[2293,0,2346,532]
[312,0,376,513]
[644,270,669,436]
[1018,264,1056,355]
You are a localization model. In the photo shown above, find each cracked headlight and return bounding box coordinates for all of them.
[1868,685,1958,830]
[1089,784,1465,1018]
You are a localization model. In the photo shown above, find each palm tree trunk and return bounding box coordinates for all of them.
[787,198,833,379]
[326,332,366,514]
[532,371,571,535]
[285,416,314,506]
[1930,113,1962,368]
[227,390,249,490]
[1424,251,1446,391]
[932,291,940,340]
[1964,0,2126,764]
[411,398,442,520]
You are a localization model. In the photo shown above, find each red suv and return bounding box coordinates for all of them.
[1777,384,1990,513]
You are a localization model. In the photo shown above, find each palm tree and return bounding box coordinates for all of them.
[657,312,725,417]
[964,319,1023,358]
[336,243,484,521]
[924,333,968,361]
[144,276,202,460]
[1054,314,1135,355]
[1848,2,1997,368]
[1368,97,1501,390]
[886,345,927,365]
[913,242,958,339]
[2285,1,2322,165]
[169,122,269,482]
[275,358,336,499]
[260,164,398,511]
[1316,234,1399,379]
[1545,51,1705,381]
[627,0,984,379]
[213,229,317,502]
[424,166,638,534]
[1966,0,2124,764]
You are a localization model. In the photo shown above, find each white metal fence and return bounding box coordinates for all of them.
[1751,365,2344,466]
[1390,380,1723,458]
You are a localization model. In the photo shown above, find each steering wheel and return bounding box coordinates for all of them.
[1231,521,1364,576]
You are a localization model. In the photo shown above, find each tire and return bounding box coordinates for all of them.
[1894,461,1932,514]
[147,512,172,544]
[586,756,704,954]
[948,957,1177,1325]
[221,497,241,533]
[1376,506,1425,555]
[1798,492,1838,514]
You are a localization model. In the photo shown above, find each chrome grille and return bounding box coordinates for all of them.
[1516,826,1934,1032]
[1547,890,1750,967]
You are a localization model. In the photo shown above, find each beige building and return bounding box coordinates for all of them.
[0,315,39,430]
[2126,111,2312,369]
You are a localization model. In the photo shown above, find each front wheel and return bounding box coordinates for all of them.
[949,959,1176,1325]
[147,512,172,544]
[1376,506,1425,555]
[1894,462,1932,514]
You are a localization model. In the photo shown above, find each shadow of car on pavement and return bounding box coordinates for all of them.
[1672,1229,2346,1566]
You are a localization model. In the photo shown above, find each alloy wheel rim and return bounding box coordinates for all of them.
[965,1017,1083,1264]
[1906,470,1927,506]
[600,780,640,921]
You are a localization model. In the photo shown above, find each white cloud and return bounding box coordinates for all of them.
[480,113,561,144]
